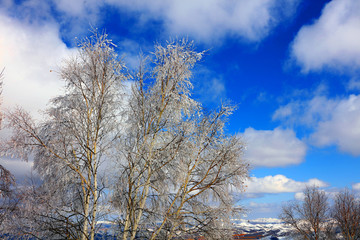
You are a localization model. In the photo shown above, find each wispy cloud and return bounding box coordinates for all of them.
[197,77,227,104]
[291,0,360,72]
[246,202,282,219]
[242,127,306,167]
[273,95,337,127]
[53,0,102,18]
[347,78,360,91]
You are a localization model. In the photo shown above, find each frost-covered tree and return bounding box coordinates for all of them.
[0,68,18,229]
[3,35,248,240]
[4,32,126,240]
[147,105,248,240]
[0,165,17,231]
[112,40,248,240]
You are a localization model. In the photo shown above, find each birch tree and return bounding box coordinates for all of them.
[3,35,248,239]
[4,32,126,240]
[112,40,248,240]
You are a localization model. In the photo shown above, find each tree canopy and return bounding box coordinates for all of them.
[1,32,249,240]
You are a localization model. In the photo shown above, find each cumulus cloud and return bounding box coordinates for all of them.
[294,192,305,200]
[2,0,301,46]
[242,127,306,167]
[0,10,76,183]
[107,0,301,43]
[291,0,360,72]
[310,95,360,155]
[245,175,328,194]
[0,12,75,118]
[352,183,360,191]
[274,94,360,156]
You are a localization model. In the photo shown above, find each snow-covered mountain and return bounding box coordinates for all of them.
[94,218,294,239]
[232,218,292,239]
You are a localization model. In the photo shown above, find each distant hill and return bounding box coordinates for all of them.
[232,218,292,239]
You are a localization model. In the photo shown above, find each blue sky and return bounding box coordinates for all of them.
[1,0,360,219]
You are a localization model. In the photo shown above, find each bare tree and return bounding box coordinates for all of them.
[4,32,126,240]
[332,188,360,240]
[112,40,248,240]
[280,186,335,240]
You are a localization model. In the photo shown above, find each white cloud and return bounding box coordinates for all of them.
[294,192,305,200]
[0,12,75,183]
[246,175,328,194]
[274,94,360,156]
[352,183,360,191]
[242,127,306,167]
[310,95,360,155]
[291,0,360,72]
[273,95,337,127]
[107,0,300,43]
[2,0,301,46]
[0,12,75,118]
